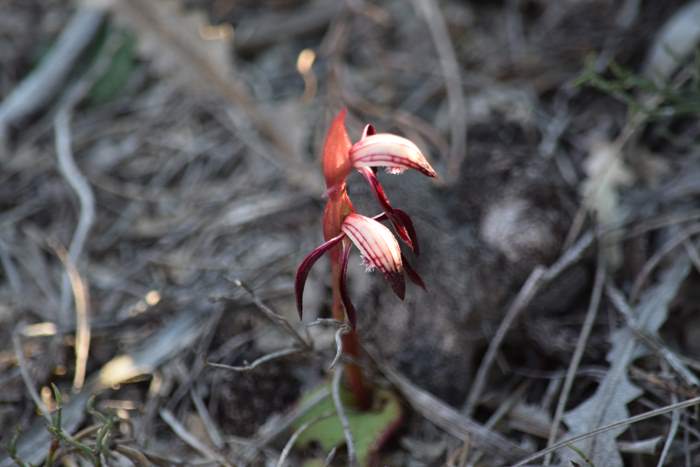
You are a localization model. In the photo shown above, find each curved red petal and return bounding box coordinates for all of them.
[339,241,357,329]
[295,233,345,319]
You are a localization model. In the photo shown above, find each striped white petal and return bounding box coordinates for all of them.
[349,133,437,178]
[341,213,405,299]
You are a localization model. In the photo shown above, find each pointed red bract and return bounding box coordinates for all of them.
[295,233,345,318]
[322,109,352,191]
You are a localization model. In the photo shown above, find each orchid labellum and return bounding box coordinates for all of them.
[295,109,436,328]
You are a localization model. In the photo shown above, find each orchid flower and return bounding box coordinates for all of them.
[323,111,437,254]
[295,109,436,327]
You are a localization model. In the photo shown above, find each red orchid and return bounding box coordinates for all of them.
[295,109,436,328]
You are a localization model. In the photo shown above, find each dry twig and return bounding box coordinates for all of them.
[231,278,311,351]
[208,347,302,372]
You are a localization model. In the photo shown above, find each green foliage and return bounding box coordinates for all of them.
[7,429,30,467]
[7,387,119,467]
[88,30,137,106]
[576,53,700,119]
[292,383,402,466]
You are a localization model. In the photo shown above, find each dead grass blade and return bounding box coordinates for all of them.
[514,393,700,466]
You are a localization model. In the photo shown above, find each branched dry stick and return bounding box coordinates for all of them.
[332,365,356,467]
[412,0,467,182]
[465,231,594,416]
[544,251,606,465]
[330,325,350,370]
[231,278,311,350]
[306,318,350,369]
[208,347,302,372]
[512,395,700,466]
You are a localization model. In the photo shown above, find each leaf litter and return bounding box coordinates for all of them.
[2,1,700,466]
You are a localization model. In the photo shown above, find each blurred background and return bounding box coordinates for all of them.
[2,0,700,465]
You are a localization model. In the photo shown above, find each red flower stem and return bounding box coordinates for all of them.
[331,261,372,411]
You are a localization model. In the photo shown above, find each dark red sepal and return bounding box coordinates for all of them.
[358,168,416,251]
[339,240,357,329]
[361,124,377,139]
[295,233,345,319]
[386,270,406,300]
[401,253,425,289]
[392,208,420,256]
